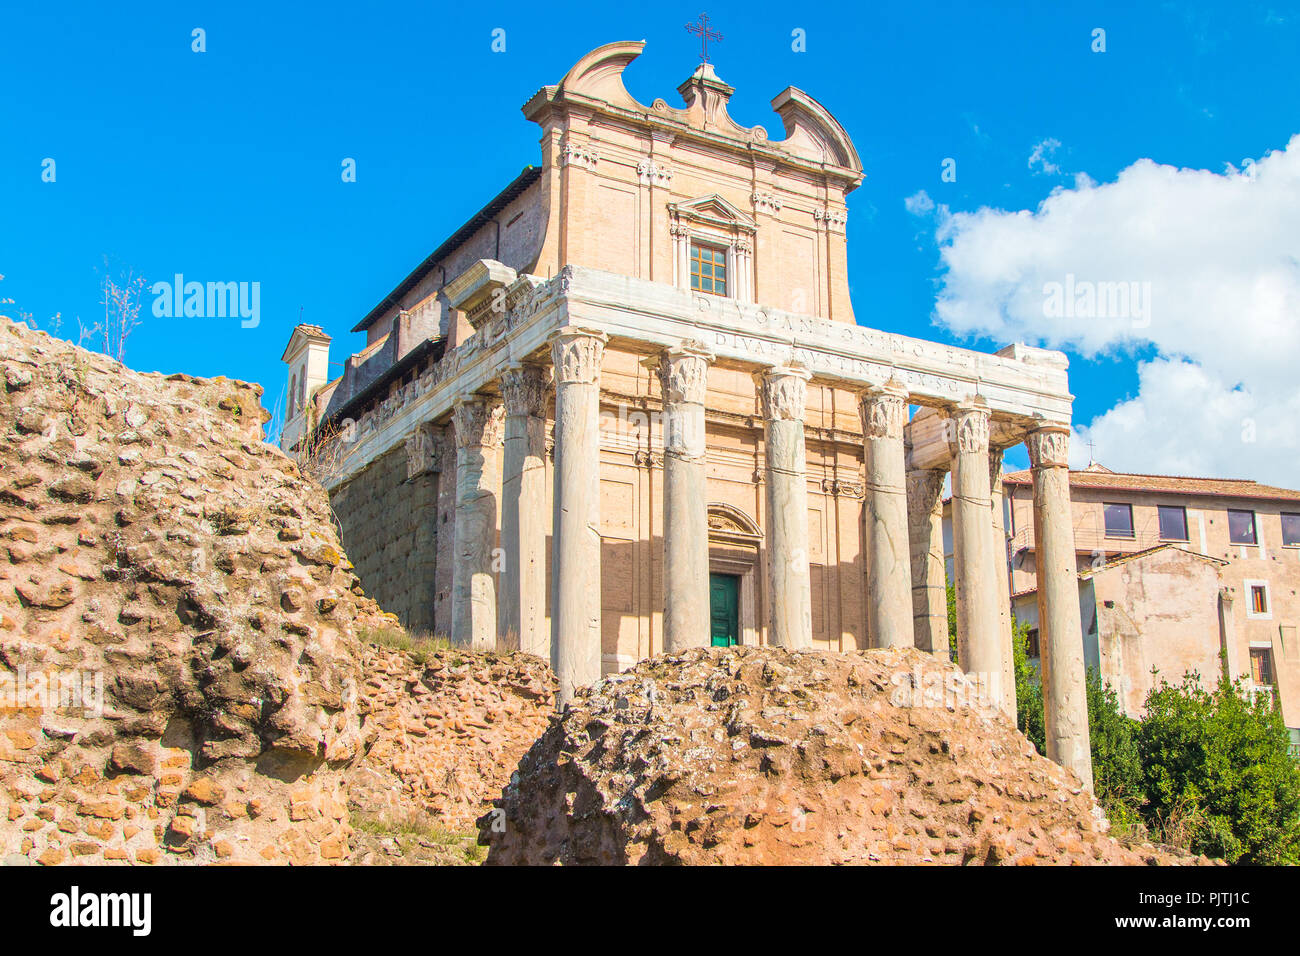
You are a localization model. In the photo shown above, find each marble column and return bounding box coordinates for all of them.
[906,468,949,658]
[859,382,914,649]
[549,329,607,706]
[989,450,1017,719]
[499,363,548,659]
[450,395,504,652]
[1027,424,1094,790]
[657,343,713,653]
[948,400,1004,707]
[756,364,813,649]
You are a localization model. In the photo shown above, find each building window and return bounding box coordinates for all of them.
[1103,502,1134,538]
[689,241,728,296]
[1228,509,1257,545]
[288,374,297,418]
[1251,585,1268,615]
[1025,628,1040,659]
[1250,647,1274,687]
[1158,504,1188,542]
[1282,513,1300,547]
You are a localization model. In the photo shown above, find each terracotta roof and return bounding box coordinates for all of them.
[1077,543,1228,579]
[1012,544,1228,598]
[1001,467,1300,503]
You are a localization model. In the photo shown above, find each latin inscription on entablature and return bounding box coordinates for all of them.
[704,303,980,373]
[711,328,979,398]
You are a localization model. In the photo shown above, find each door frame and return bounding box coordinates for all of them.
[707,504,761,647]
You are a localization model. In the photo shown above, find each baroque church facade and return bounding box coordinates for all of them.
[279,42,1095,785]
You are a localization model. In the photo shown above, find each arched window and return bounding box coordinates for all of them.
[288,374,297,418]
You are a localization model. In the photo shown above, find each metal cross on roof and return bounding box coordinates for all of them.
[686,13,723,63]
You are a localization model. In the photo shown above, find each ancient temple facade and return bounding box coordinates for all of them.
[279,42,1094,785]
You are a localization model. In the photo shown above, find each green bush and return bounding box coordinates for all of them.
[1137,672,1300,864]
[1085,669,1144,833]
[1010,616,1046,755]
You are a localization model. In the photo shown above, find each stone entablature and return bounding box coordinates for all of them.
[316,264,1073,484]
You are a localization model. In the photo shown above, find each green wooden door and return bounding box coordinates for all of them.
[709,574,740,647]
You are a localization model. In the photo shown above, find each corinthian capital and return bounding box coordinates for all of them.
[947,401,991,456]
[500,364,548,417]
[404,422,442,479]
[858,382,909,441]
[451,396,505,449]
[656,342,713,406]
[755,363,811,422]
[548,328,607,386]
[1026,425,1071,469]
[906,469,946,525]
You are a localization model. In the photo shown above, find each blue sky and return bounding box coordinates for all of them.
[2,2,1297,479]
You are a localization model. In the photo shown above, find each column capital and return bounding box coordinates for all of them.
[948,400,991,455]
[451,395,505,449]
[906,468,947,525]
[858,381,909,440]
[404,421,443,479]
[755,363,812,422]
[500,363,548,418]
[548,328,608,385]
[1026,424,1071,469]
[655,341,714,405]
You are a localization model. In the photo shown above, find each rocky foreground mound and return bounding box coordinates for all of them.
[0,318,557,865]
[349,639,555,863]
[479,646,1201,865]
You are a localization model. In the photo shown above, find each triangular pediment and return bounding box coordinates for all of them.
[281,323,331,363]
[669,194,757,232]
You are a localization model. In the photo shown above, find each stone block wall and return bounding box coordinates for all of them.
[331,447,441,635]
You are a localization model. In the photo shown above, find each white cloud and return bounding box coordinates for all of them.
[926,136,1300,487]
[1028,138,1063,176]
[904,189,935,216]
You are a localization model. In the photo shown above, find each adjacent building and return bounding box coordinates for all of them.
[949,462,1300,749]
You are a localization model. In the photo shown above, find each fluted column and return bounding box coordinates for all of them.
[756,364,813,649]
[450,395,504,652]
[859,382,914,649]
[948,400,1004,707]
[657,343,714,653]
[906,468,949,658]
[989,450,1017,719]
[1027,424,1093,790]
[549,329,607,705]
[499,364,548,659]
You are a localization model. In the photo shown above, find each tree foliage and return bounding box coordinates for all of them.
[1137,672,1300,864]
